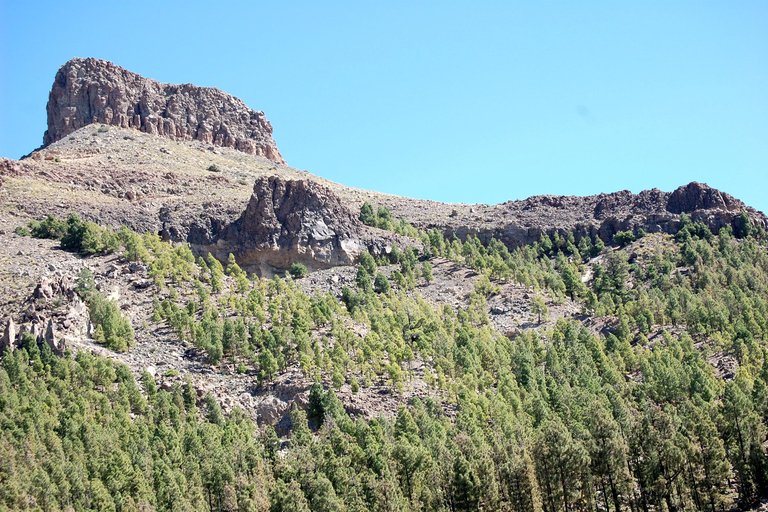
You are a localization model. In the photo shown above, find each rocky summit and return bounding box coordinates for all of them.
[43,57,284,162]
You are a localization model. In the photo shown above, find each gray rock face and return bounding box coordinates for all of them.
[666,182,741,214]
[45,318,65,356]
[44,58,285,163]
[0,318,16,355]
[410,182,768,249]
[196,176,403,276]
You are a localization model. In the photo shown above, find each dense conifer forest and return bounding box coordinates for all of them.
[2,211,768,511]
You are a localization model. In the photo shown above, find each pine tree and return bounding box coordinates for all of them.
[355,265,372,293]
[359,202,376,226]
[359,251,377,275]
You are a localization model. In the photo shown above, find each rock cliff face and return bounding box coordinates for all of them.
[43,58,284,163]
[193,176,401,276]
[391,182,767,249]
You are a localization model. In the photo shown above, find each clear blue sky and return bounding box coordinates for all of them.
[2,1,767,213]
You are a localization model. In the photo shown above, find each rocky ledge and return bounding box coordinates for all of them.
[43,58,284,163]
[386,181,768,248]
[186,176,405,276]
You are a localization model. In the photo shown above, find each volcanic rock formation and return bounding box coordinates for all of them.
[43,58,284,163]
[193,176,402,276]
[391,181,767,249]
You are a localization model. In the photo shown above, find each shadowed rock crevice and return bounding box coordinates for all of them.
[43,57,284,163]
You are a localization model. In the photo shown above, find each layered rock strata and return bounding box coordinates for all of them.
[43,58,284,163]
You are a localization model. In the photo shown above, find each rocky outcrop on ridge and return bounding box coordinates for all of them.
[192,176,405,276]
[43,58,284,163]
[379,181,768,249]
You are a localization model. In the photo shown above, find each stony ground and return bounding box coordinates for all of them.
[299,256,583,337]
[0,213,451,433]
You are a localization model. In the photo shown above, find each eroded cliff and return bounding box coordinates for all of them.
[43,58,284,162]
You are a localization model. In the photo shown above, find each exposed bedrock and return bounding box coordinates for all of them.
[183,176,406,276]
[44,57,284,163]
[402,182,767,248]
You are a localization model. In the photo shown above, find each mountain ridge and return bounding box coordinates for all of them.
[3,121,765,265]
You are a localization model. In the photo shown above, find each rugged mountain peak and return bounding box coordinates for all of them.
[666,181,741,214]
[198,176,400,276]
[43,57,285,163]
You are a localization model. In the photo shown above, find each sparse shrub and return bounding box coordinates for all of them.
[376,206,393,231]
[74,267,96,299]
[28,212,120,255]
[307,382,325,426]
[207,253,225,293]
[737,210,753,238]
[341,286,361,313]
[120,226,151,262]
[390,244,402,264]
[531,295,548,323]
[207,164,221,173]
[140,371,156,396]
[289,262,308,279]
[355,265,372,293]
[421,261,433,283]
[29,215,66,239]
[359,202,376,226]
[258,349,278,382]
[164,368,179,377]
[332,366,345,389]
[474,274,500,297]
[60,214,95,253]
[359,251,377,275]
[613,230,635,247]
[359,202,398,231]
[14,226,30,237]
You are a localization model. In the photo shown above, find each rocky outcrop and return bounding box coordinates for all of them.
[34,275,76,302]
[0,318,16,355]
[396,182,767,249]
[45,318,65,356]
[666,182,741,214]
[194,176,403,276]
[43,58,284,163]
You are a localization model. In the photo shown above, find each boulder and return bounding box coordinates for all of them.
[256,396,291,426]
[667,182,740,214]
[34,276,54,300]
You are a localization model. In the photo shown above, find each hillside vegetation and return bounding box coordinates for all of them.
[2,212,768,512]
